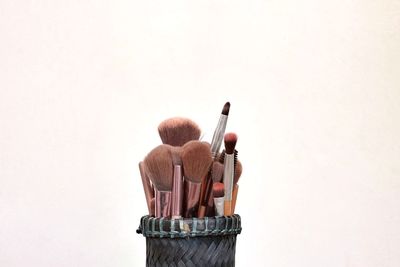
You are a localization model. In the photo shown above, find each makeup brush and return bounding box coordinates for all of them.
[213,182,225,216]
[210,102,230,158]
[181,141,212,218]
[171,147,183,219]
[144,145,173,218]
[150,197,155,217]
[138,161,154,216]
[219,149,238,166]
[212,161,224,183]
[158,117,201,147]
[223,133,237,216]
[232,160,242,214]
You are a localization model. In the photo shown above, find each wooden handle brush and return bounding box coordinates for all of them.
[223,133,237,216]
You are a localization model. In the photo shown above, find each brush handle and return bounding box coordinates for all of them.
[214,197,224,216]
[224,200,232,216]
[223,153,234,201]
[155,190,172,218]
[139,162,154,215]
[183,180,202,218]
[171,165,183,219]
[210,114,228,157]
[231,184,239,214]
[198,205,206,218]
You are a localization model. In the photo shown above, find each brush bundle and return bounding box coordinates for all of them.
[137,102,243,267]
[138,102,243,219]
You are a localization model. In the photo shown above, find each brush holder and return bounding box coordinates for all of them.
[137,215,242,267]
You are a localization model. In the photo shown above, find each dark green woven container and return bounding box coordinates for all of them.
[137,215,242,267]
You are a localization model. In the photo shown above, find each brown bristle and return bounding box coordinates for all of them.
[181,141,212,183]
[222,102,230,116]
[213,182,225,198]
[224,133,237,154]
[158,117,201,147]
[143,145,173,191]
[211,161,224,183]
[170,146,182,166]
[233,160,242,184]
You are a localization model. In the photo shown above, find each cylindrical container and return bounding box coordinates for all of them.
[137,215,242,267]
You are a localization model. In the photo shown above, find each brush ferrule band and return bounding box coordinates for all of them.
[210,114,228,158]
[171,165,183,218]
[214,197,225,216]
[155,190,172,218]
[223,153,234,201]
[183,180,202,218]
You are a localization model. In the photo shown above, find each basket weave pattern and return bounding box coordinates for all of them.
[137,215,242,267]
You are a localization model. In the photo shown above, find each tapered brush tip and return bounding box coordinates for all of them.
[222,102,230,116]
[213,182,225,198]
[224,133,238,154]
[212,161,224,183]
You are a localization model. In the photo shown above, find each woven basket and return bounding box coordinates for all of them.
[137,215,242,267]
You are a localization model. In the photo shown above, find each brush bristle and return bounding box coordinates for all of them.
[158,117,201,147]
[219,149,238,165]
[213,182,225,198]
[211,161,224,183]
[224,133,237,154]
[233,160,242,184]
[181,141,212,183]
[222,102,230,116]
[170,146,182,166]
[143,145,174,191]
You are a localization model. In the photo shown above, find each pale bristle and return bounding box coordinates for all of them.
[233,160,242,184]
[224,133,238,154]
[158,117,201,147]
[170,146,182,166]
[181,141,212,183]
[143,145,174,191]
[222,102,230,116]
[213,182,225,198]
[211,161,224,183]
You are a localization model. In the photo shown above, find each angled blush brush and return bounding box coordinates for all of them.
[213,182,225,216]
[144,145,174,218]
[210,102,230,158]
[223,133,238,216]
[181,141,212,218]
[231,160,242,214]
[158,117,201,147]
[138,161,154,216]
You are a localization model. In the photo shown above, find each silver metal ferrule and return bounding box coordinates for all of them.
[223,153,234,201]
[210,114,228,158]
[214,197,225,216]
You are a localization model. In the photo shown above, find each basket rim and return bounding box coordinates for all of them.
[137,214,242,238]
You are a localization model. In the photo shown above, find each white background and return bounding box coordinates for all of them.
[1,0,400,266]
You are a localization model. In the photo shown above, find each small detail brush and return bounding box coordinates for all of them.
[231,160,242,214]
[158,117,201,147]
[139,161,154,216]
[144,145,174,218]
[223,133,238,216]
[181,141,212,218]
[213,182,225,216]
[210,102,230,158]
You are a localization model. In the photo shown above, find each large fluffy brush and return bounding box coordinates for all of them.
[144,145,174,218]
[223,133,238,216]
[171,147,183,219]
[213,182,225,216]
[138,161,154,216]
[158,117,201,147]
[181,141,212,218]
[210,102,230,158]
[232,160,242,214]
